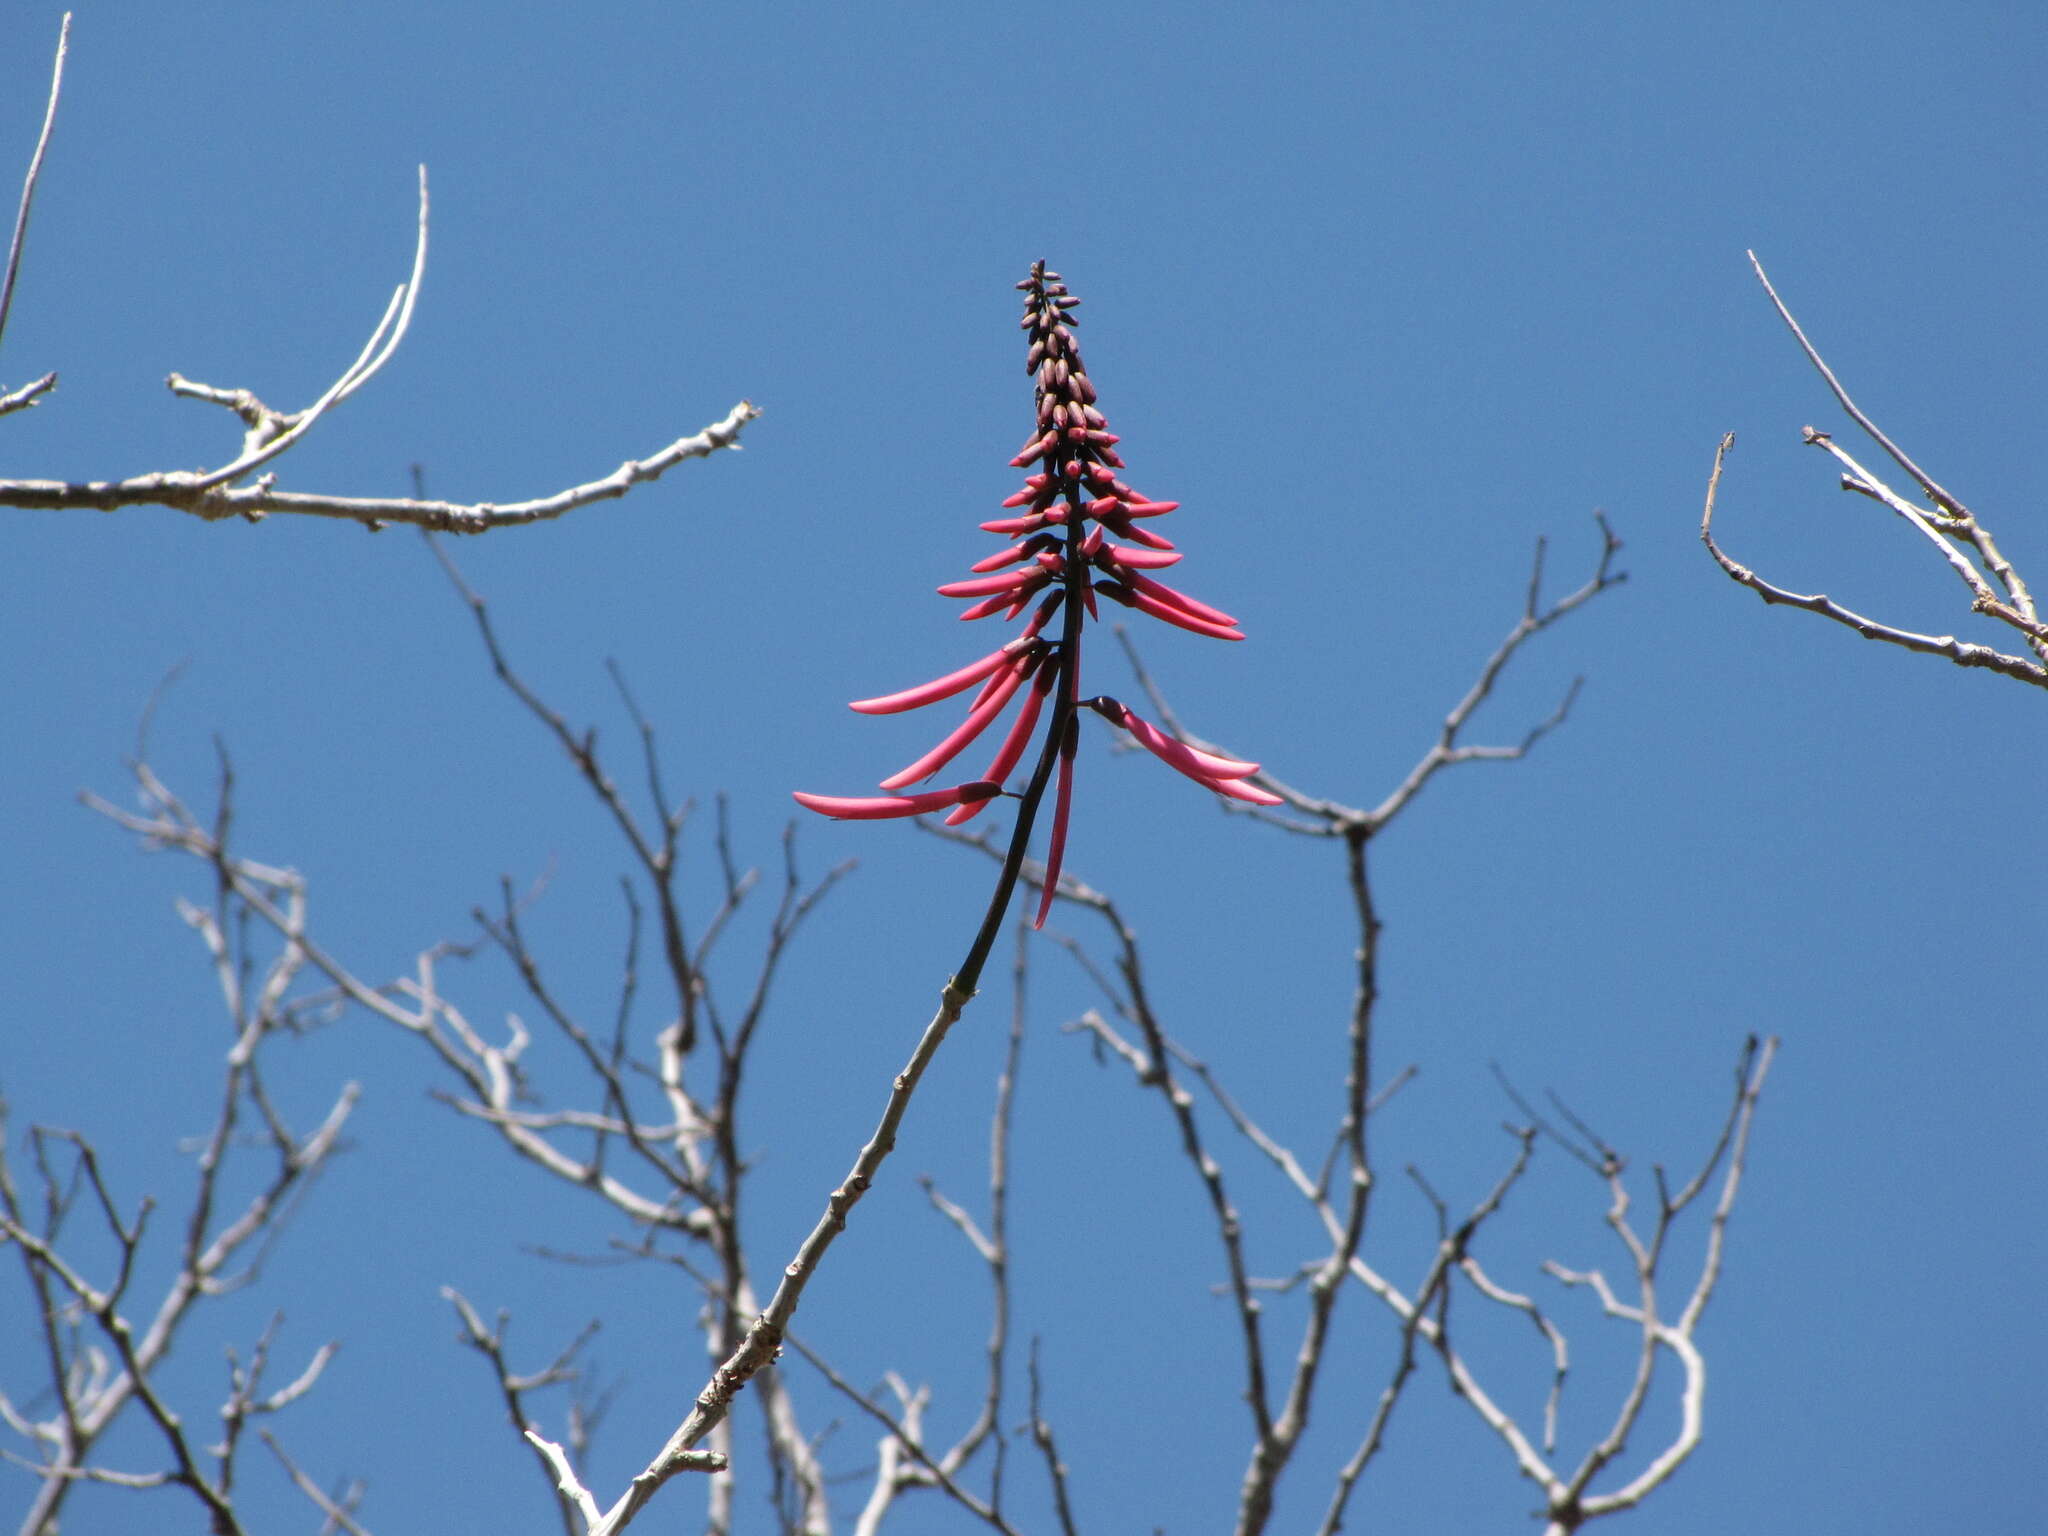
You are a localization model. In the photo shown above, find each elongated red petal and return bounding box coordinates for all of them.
[793,781,1002,820]
[1000,475,1051,508]
[850,645,1021,714]
[1199,774,1284,806]
[970,544,1033,574]
[1114,705,1260,779]
[1000,584,1042,620]
[1034,737,1076,928]
[1124,570,1238,627]
[1098,543,1182,570]
[879,664,1030,789]
[1022,591,1066,638]
[959,573,1052,620]
[939,568,1039,599]
[943,669,1051,825]
[1009,432,1057,467]
[969,645,1038,707]
[1097,515,1177,551]
[981,513,1049,535]
[1110,583,1244,641]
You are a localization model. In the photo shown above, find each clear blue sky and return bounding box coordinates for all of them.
[5,4,2045,1533]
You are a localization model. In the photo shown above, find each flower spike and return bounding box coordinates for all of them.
[796,261,1275,927]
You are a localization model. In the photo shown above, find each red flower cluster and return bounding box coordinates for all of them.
[795,261,1278,925]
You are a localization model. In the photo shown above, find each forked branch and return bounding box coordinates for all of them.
[0,760,357,1536]
[1,20,757,529]
[1701,255,2045,689]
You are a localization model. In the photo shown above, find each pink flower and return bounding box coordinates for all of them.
[794,262,1274,926]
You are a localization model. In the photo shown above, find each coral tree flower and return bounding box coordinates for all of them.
[795,261,1279,926]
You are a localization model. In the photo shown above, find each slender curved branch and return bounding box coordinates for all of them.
[0,159,759,528]
[1115,511,1626,836]
[0,12,68,372]
[1700,434,2046,688]
[1706,258,2046,685]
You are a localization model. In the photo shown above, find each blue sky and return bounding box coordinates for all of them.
[4,4,2045,1533]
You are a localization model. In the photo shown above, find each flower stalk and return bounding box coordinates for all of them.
[641,267,1283,1516]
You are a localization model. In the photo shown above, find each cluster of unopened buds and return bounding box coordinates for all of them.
[796,261,1279,925]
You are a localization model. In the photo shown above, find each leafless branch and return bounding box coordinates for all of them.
[0,778,357,1536]
[780,1338,1023,1536]
[0,998,354,1536]
[1455,1255,1568,1455]
[261,1432,373,1536]
[1701,434,2045,687]
[1703,256,2046,687]
[928,534,1671,1534]
[1025,1340,1079,1536]
[82,589,860,1535]
[445,1289,606,1536]
[1535,1036,1777,1530]
[924,913,1028,1490]
[1113,511,1626,837]
[523,1429,604,1534]
[1316,1127,1539,1536]
[779,914,1031,1532]
[0,124,758,527]
[0,13,67,376]
[1747,250,1965,521]
[598,967,984,1534]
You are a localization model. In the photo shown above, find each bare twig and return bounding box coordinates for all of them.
[1025,1340,1080,1536]
[3,381,759,530]
[781,1336,1023,1536]
[1700,434,2046,688]
[0,762,358,1536]
[1704,257,2046,685]
[1456,1255,1569,1455]
[1747,251,1966,520]
[940,531,1635,1532]
[930,913,1030,1492]
[0,162,758,527]
[1316,1127,1539,1536]
[1114,511,1626,836]
[84,542,899,1534]
[445,1290,604,1536]
[0,13,67,370]
[596,970,983,1534]
[261,1431,373,1536]
[177,167,432,495]
[1538,1037,1778,1530]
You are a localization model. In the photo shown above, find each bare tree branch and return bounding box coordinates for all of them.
[780,1339,1023,1536]
[1025,1340,1079,1536]
[0,13,66,379]
[1703,256,2046,688]
[261,1431,373,1536]
[1537,1037,1777,1529]
[1701,434,2046,687]
[928,532,1691,1534]
[1114,512,1626,836]
[0,64,758,529]
[0,969,355,1536]
[445,1290,606,1536]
